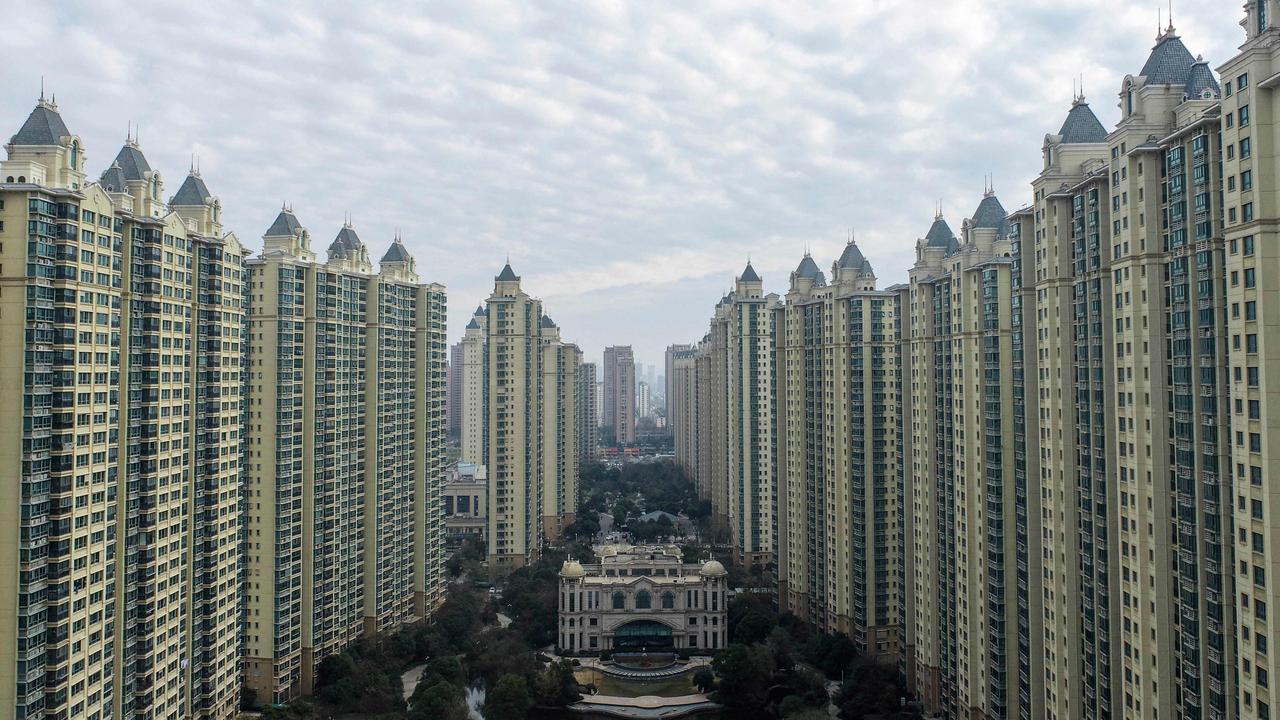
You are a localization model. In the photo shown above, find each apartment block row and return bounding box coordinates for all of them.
[674,7,1280,719]
[0,97,448,720]
[457,265,584,573]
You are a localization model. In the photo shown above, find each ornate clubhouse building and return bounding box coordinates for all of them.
[558,545,729,653]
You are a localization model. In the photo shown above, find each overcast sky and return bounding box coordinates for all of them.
[3,1,1240,370]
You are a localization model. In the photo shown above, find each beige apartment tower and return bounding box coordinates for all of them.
[459,305,487,465]
[773,242,903,660]
[576,360,599,461]
[242,213,446,703]
[540,315,580,541]
[482,265,580,568]
[0,99,246,720]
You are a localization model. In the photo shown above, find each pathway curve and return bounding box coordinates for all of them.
[401,662,427,701]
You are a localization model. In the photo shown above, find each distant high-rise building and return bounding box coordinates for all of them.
[637,380,651,420]
[459,305,487,464]
[670,347,698,476]
[603,345,636,444]
[577,361,599,460]
[666,344,691,416]
[448,341,463,438]
[242,212,447,702]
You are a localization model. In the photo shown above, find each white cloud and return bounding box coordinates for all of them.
[0,0,1239,366]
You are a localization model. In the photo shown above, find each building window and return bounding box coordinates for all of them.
[662,592,675,609]
[636,590,651,609]
[612,592,625,610]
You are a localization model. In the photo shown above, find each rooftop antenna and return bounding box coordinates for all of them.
[189,153,195,174]
[39,77,45,103]
[126,121,132,144]
[195,155,200,175]
[1158,7,1162,37]
[1168,0,1173,30]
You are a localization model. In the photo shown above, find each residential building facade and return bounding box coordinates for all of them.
[576,360,599,461]
[603,345,636,445]
[242,213,446,702]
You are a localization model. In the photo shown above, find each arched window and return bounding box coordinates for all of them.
[17,176,25,183]
[636,590,651,609]
[69,141,78,170]
[5,177,13,183]
[661,592,675,609]
[612,592,625,610]
[151,176,159,200]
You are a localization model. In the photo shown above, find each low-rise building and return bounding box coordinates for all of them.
[444,462,487,546]
[557,545,729,654]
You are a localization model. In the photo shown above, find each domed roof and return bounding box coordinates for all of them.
[700,559,727,577]
[560,560,586,578]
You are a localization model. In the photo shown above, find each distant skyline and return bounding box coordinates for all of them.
[2,0,1237,368]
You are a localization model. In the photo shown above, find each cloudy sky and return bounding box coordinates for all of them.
[3,0,1239,370]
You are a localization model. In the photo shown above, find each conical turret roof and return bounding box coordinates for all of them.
[380,239,411,263]
[11,101,70,146]
[1056,100,1108,144]
[265,208,303,237]
[169,172,213,206]
[327,225,365,260]
[112,143,152,181]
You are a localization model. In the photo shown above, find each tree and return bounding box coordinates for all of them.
[410,679,469,720]
[693,666,716,693]
[532,659,582,706]
[466,628,539,685]
[835,660,915,720]
[484,674,533,720]
[711,643,773,716]
[803,632,857,679]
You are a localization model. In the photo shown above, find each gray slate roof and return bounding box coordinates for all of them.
[794,254,827,286]
[100,162,127,193]
[837,241,874,276]
[169,173,212,206]
[113,144,151,181]
[1141,33,1196,86]
[1185,60,1221,99]
[541,315,557,328]
[380,239,411,263]
[971,194,1010,237]
[1057,102,1108,144]
[11,103,70,146]
[925,216,959,251]
[496,263,518,281]
[474,305,485,316]
[466,317,480,329]
[265,209,303,237]
[328,225,364,260]
[740,262,760,282]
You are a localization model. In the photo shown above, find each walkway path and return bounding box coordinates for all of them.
[401,662,427,701]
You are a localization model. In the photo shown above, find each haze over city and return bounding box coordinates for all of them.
[0,0,1237,365]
